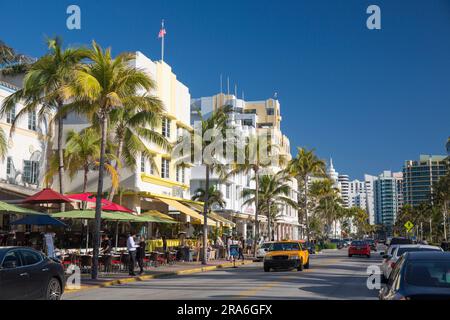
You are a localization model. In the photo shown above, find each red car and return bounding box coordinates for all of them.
[348,240,371,258]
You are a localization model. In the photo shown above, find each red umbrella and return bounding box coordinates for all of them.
[102,201,134,213]
[23,188,72,204]
[66,193,109,204]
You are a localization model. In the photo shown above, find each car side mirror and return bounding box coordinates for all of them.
[2,261,17,269]
[264,248,268,252]
[380,252,385,256]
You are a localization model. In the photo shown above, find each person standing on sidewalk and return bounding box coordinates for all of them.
[136,235,146,275]
[238,237,245,261]
[127,233,139,276]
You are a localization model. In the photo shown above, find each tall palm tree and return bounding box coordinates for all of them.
[66,42,157,279]
[242,172,297,242]
[0,38,89,203]
[229,133,286,256]
[106,97,170,201]
[286,147,327,241]
[191,105,232,264]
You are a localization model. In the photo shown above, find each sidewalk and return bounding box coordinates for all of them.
[66,259,255,293]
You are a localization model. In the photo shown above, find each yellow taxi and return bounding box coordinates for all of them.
[263,240,310,272]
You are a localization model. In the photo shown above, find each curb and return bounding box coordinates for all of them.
[65,260,254,294]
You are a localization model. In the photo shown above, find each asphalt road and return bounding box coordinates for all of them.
[63,248,383,300]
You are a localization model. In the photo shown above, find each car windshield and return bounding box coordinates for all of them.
[351,241,366,246]
[260,243,271,249]
[397,247,441,256]
[405,260,450,288]
[268,242,300,251]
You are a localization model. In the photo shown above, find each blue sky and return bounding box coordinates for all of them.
[1,0,449,179]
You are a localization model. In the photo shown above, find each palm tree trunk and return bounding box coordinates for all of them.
[82,165,89,193]
[92,113,108,280]
[202,164,210,265]
[253,168,259,257]
[57,114,65,212]
[267,200,272,241]
[444,201,448,241]
[304,176,310,242]
[108,138,124,201]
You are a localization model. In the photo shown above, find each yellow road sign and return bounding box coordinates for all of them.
[404,221,414,232]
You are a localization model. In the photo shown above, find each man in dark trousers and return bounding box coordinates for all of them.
[127,233,139,276]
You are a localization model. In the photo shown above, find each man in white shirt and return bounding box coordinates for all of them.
[127,233,139,276]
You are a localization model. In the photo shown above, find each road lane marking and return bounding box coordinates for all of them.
[237,282,280,298]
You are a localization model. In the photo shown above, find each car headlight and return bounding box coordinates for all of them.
[289,255,300,260]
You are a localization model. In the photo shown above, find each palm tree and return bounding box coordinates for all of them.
[242,172,297,242]
[45,128,119,194]
[0,128,7,160]
[434,173,450,241]
[190,105,232,264]
[66,42,157,279]
[192,186,226,213]
[106,95,170,201]
[0,40,16,65]
[229,133,286,256]
[0,38,89,203]
[286,148,327,241]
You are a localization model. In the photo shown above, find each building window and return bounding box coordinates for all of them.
[176,166,185,184]
[140,154,145,173]
[23,160,39,184]
[28,111,37,131]
[162,118,171,138]
[267,108,275,115]
[161,158,170,179]
[6,157,13,176]
[226,184,231,199]
[6,106,15,124]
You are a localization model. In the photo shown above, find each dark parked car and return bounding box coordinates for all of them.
[389,237,413,246]
[379,251,450,300]
[330,239,344,249]
[0,247,65,300]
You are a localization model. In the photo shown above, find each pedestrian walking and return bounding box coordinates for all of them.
[238,237,245,261]
[136,235,146,275]
[127,232,139,276]
[226,236,232,261]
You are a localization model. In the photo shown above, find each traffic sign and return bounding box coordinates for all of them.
[404,221,414,232]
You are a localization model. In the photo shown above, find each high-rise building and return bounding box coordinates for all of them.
[338,174,350,208]
[364,174,377,225]
[374,171,403,232]
[403,155,448,207]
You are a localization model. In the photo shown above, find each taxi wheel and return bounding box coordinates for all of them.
[304,258,310,269]
[297,259,304,271]
[264,266,270,272]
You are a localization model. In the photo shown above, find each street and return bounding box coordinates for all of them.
[64,248,383,300]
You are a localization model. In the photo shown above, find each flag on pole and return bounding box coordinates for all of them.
[158,20,166,38]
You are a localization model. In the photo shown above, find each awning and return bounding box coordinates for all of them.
[156,198,216,226]
[141,210,178,224]
[184,202,236,228]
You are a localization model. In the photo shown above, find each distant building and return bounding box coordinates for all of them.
[364,174,377,225]
[374,171,403,232]
[338,174,350,208]
[402,155,448,207]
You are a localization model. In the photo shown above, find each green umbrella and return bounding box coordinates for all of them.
[52,210,132,221]
[0,201,42,215]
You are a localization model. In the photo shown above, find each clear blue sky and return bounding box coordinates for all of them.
[1,0,449,179]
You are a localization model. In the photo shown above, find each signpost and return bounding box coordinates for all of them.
[404,221,414,237]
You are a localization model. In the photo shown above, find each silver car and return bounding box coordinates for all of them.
[380,244,443,280]
[256,242,273,261]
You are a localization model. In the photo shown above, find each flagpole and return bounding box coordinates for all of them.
[161,20,165,62]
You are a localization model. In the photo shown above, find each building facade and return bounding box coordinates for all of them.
[402,154,448,207]
[190,93,299,241]
[0,79,49,229]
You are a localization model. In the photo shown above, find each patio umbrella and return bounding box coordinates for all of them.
[0,201,42,215]
[66,193,109,204]
[10,214,67,227]
[23,188,72,204]
[102,202,134,213]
